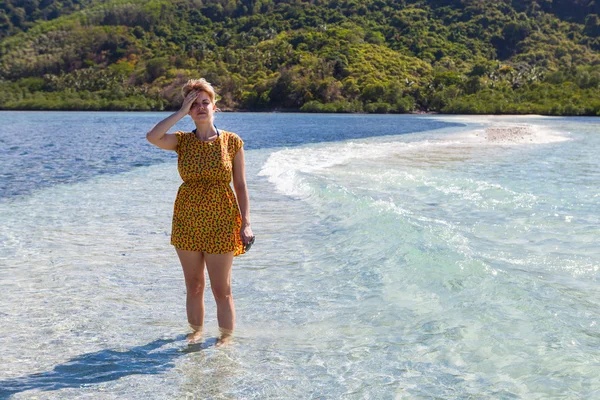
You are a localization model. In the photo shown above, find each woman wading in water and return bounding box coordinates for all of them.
[146,78,254,346]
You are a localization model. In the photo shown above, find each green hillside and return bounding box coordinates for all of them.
[1,0,600,114]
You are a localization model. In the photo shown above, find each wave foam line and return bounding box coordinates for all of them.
[259,120,570,198]
[258,139,458,197]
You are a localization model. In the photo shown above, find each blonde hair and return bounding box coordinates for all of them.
[182,78,217,103]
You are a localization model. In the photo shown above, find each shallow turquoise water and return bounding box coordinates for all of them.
[0,113,599,399]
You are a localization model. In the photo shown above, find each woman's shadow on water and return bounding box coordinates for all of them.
[0,335,217,399]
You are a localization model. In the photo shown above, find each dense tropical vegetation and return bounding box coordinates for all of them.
[1,0,600,114]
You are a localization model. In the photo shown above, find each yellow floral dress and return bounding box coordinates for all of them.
[171,129,245,256]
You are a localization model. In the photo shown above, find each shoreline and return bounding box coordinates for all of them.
[0,109,596,118]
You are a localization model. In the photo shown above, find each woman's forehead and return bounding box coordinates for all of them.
[194,91,212,101]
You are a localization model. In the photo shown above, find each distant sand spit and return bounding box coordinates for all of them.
[485,125,535,143]
[437,115,570,145]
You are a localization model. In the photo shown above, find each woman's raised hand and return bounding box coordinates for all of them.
[180,91,198,114]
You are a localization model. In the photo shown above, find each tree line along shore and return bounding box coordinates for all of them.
[1,0,600,115]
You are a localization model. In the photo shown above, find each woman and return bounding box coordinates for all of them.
[146,78,253,346]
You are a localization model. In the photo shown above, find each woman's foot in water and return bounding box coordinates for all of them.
[216,327,233,347]
[187,324,203,344]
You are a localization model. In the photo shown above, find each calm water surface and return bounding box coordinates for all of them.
[0,112,599,399]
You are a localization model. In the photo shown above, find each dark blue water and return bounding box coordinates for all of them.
[0,112,459,198]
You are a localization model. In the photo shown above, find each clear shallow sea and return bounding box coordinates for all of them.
[0,112,599,399]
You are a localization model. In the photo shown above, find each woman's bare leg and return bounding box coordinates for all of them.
[176,249,206,343]
[205,252,235,345]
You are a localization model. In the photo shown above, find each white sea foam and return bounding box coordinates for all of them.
[259,139,461,197]
[259,119,570,199]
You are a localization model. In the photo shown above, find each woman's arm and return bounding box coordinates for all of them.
[146,91,197,150]
[232,147,254,244]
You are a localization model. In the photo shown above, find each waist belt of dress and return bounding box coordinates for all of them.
[184,179,231,185]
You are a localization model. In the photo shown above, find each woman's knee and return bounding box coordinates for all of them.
[211,286,232,303]
[186,278,205,296]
